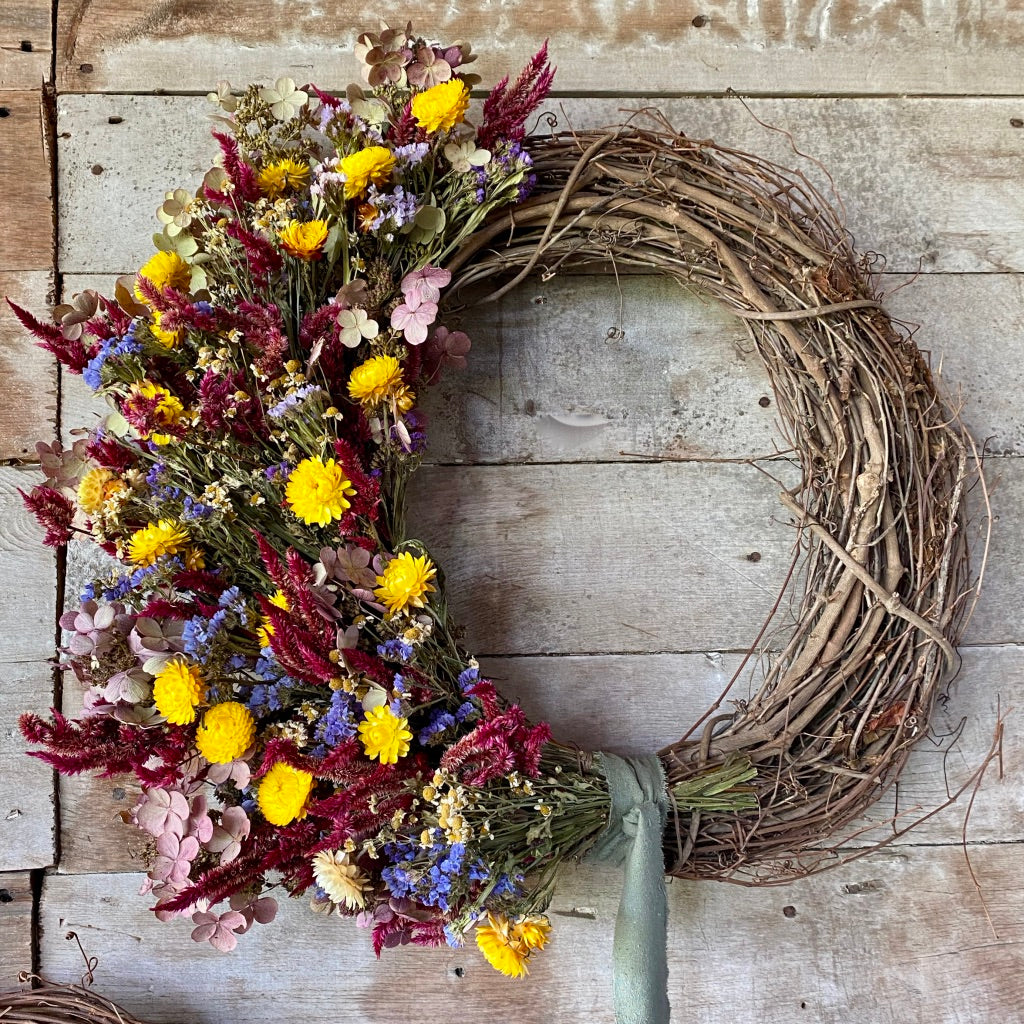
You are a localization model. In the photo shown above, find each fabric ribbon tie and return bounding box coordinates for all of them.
[587,752,671,1024]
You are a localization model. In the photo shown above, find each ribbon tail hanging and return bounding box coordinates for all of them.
[589,752,671,1024]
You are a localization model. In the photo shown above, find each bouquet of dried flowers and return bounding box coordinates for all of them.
[15,22,753,979]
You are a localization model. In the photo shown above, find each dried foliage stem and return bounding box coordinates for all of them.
[446,116,982,882]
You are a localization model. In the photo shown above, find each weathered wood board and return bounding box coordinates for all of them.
[56,95,1024,276]
[0,467,56,870]
[56,271,1024,465]
[0,1,51,90]
[54,0,1024,98]
[39,845,1024,1023]
[0,272,57,460]
[0,872,34,981]
[0,90,52,271]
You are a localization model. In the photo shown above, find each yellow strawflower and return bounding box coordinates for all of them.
[153,657,206,726]
[128,519,190,566]
[347,354,407,407]
[278,219,330,260]
[77,467,124,514]
[195,701,256,763]
[411,80,470,134]
[257,589,290,647]
[135,250,191,301]
[150,311,183,349]
[285,456,357,527]
[475,913,551,978]
[132,380,184,444]
[358,705,413,764]
[339,146,396,200]
[258,762,314,825]
[374,551,437,616]
[257,157,311,198]
[311,850,370,909]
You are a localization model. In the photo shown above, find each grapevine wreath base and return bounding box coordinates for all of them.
[7,28,983,1023]
[457,116,982,881]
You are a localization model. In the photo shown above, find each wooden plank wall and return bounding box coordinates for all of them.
[1,1,1022,1019]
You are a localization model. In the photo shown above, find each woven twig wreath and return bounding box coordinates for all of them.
[446,114,978,882]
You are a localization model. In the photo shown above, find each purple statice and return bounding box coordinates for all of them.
[457,666,479,691]
[264,461,291,481]
[392,673,406,695]
[246,681,284,716]
[491,873,523,898]
[267,384,323,419]
[518,172,538,201]
[183,496,216,520]
[83,338,116,390]
[377,638,413,663]
[316,688,357,746]
[454,700,474,722]
[111,333,142,356]
[84,333,142,390]
[418,708,456,744]
[422,842,468,912]
[218,587,249,627]
[80,582,96,601]
[381,863,414,899]
[393,142,429,166]
[366,185,420,231]
[145,462,167,488]
[102,576,132,602]
[182,609,227,663]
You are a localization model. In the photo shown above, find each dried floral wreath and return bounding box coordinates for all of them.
[9,20,978,1024]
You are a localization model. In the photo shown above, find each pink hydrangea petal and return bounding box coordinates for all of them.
[155,832,181,858]
[191,922,218,943]
[250,897,278,924]
[178,835,200,860]
[209,927,239,953]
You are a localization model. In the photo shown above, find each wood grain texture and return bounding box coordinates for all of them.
[58,272,1024,464]
[56,95,1024,276]
[54,0,1024,98]
[0,467,56,869]
[54,641,1018,875]
[38,845,1024,1023]
[0,91,52,270]
[0,872,34,982]
[405,455,1012,655]
[0,1,50,90]
[0,271,57,460]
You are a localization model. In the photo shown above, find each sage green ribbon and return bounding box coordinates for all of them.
[587,752,671,1024]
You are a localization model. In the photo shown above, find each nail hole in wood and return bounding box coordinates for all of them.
[91,164,104,175]
[692,15,709,27]
[80,63,94,73]
[0,889,12,903]
[108,115,123,125]
[758,395,771,407]
[20,40,33,52]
